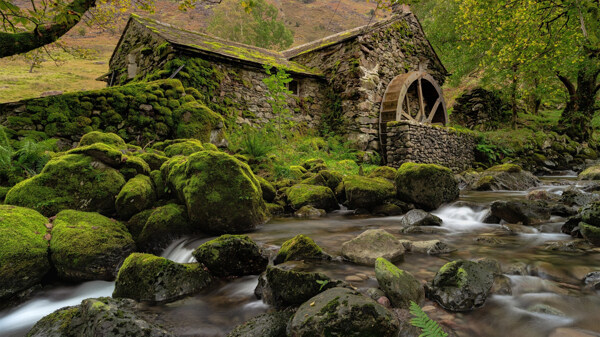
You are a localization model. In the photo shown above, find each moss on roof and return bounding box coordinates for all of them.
[130,14,321,77]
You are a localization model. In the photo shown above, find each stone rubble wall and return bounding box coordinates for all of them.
[290,11,447,151]
[385,121,476,172]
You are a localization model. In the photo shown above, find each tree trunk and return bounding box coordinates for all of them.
[558,66,600,142]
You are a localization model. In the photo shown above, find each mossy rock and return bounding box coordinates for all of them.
[302,170,343,191]
[163,151,267,233]
[486,163,522,173]
[150,170,167,200]
[257,176,276,203]
[174,101,225,143]
[580,202,600,227]
[289,165,308,179]
[121,155,151,178]
[286,184,338,211]
[227,311,293,337]
[341,229,405,266]
[192,234,267,277]
[137,152,169,171]
[579,165,600,180]
[302,158,325,171]
[266,202,285,217]
[5,154,126,216]
[368,166,397,181]
[136,204,191,253]
[0,186,10,203]
[126,209,155,240]
[343,175,395,210]
[0,205,50,301]
[79,131,126,148]
[288,287,399,337]
[203,142,218,151]
[50,210,135,281]
[470,164,540,191]
[67,143,124,166]
[164,139,204,157]
[255,263,339,308]
[395,163,459,211]
[580,222,600,246]
[26,297,175,337]
[113,253,212,303]
[375,257,424,308]
[115,175,156,219]
[274,234,328,264]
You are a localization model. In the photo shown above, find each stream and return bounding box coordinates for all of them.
[1,174,600,336]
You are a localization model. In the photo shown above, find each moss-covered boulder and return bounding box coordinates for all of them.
[343,175,395,210]
[286,184,338,211]
[257,176,276,203]
[0,205,50,301]
[115,175,156,219]
[368,166,397,181]
[26,297,175,337]
[490,200,551,225]
[255,263,340,308]
[79,131,126,148]
[137,152,169,171]
[427,259,495,311]
[174,101,225,143]
[227,311,293,337]
[163,151,267,233]
[469,164,540,191]
[400,209,443,227]
[301,170,343,191]
[67,143,124,166]
[192,234,267,277]
[579,165,600,180]
[341,229,404,266]
[580,222,600,246]
[395,163,459,211]
[580,201,600,227]
[163,139,204,157]
[375,257,424,308]
[294,205,326,218]
[113,253,211,303]
[50,210,135,281]
[5,154,126,216]
[135,204,192,253]
[274,234,328,264]
[288,287,399,337]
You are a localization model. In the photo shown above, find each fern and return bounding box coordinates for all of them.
[409,301,448,337]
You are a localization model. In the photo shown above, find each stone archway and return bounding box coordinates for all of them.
[379,71,447,126]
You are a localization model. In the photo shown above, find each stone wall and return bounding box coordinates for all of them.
[289,10,447,150]
[384,121,476,172]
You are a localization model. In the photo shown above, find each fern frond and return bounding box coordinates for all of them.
[409,301,448,337]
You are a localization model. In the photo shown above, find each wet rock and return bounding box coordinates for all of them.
[490,200,551,225]
[410,240,454,255]
[400,226,447,234]
[526,189,558,201]
[255,263,340,308]
[27,297,174,337]
[427,260,495,312]
[500,223,538,234]
[580,222,600,246]
[468,164,540,191]
[50,210,135,281]
[491,275,512,295]
[578,202,600,226]
[342,175,395,210]
[578,165,600,180]
[113,253,211,303]
[162,151,267,233]
[286,184,338,211]
[227,310,293,337]
[274,234,329,264]
[543,239,592,253]
[134,203,192,254]
[115,174,156,219]
[288,287,399,337]
[266,203,285,217]
[0,205,51,303]
[341,229,405,266]
[560,186,600,207]
[583,272,600,290]
[400,209,443,227]
[527,304,566,317]
[395,163,459,211]
[373,203,405,216]
[504,262,528,276]
[561,215,583,237]
[293,205,326,218]
[482,210,502,224]
[366,287,386,301]
[192,234,267,277]
[375,258,424,308]
[474,236,506,246]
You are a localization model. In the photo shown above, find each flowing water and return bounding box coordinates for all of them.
[1,174,600,336]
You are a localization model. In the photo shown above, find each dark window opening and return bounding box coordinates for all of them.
[288,79,300,96]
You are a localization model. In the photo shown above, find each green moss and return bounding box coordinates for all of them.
[164,139,204,157]
[136,204,191,252]
[192,234,267,277]
[580,222,600,246]
[486,163,522,173]
[126,209,154,240]
[274,234,325,264]
[79,131,126,148]
[395,162,459,210]
[67,143,124,166]
[343,175,395,210]
[50,210,134,281]
[287,184,338,211]
[368,166,397,181]
[203,143,218,151]
[137,152,169,171]
[0,205,50,300]
[115,175,156,219]
[121,155,151,178]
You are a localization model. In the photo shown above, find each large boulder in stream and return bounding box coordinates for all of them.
[342,175,395,210]
[49,210,135,281]
[341,229,405,266]
[27,297,174,337]
[375,257,424,308]
[395,163,459,210]
[227,311,293,337]
[192,234,268,277]
[427,259,495,311]
[274,234,329,264]
[115,174,156,219]
[400,209,443,227]
[162,151,267,234]
[579,165,600,180]
[286,184,338,211]
[133,203,192,254]
[490,200,551,225]
[288,287,400,337]
[113,253,212,303]
[0,205,51,303]
[467,164,540,191]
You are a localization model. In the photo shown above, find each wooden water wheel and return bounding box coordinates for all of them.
[379,71,447,125]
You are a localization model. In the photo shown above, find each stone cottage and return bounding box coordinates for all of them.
[104,7,453,152]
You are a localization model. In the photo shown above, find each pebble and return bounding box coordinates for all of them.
[345,275,363,282]
[377,296,391,308]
